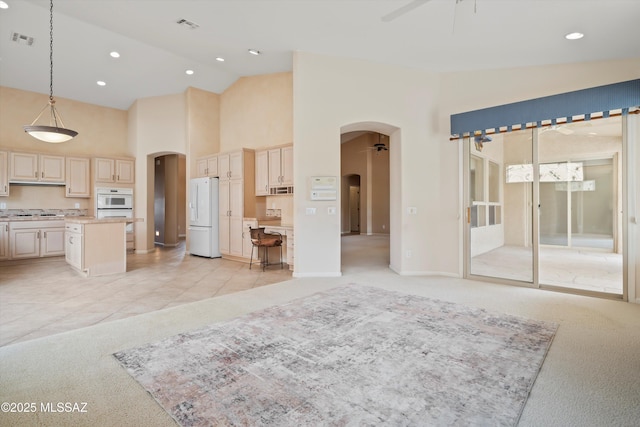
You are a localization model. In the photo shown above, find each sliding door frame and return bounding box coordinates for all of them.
[464,123,629,301]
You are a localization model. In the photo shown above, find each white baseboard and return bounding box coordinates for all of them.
[134,248,155,254]
[293,272,342,278]
[398,270,461,278]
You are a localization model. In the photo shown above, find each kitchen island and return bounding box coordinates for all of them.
[64,217,142,277]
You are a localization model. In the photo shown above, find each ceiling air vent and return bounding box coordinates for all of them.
[11,32,35,46]
[176,18,199,30]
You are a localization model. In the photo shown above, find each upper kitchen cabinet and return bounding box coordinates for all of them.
[255,145,293,195]
[9,152,65,183]
[94,157,135,184]
[255,150,269,196]
[269,145,293,187]
[65,157,91,198]
[196,155,218,178]
[0,151,8,196]
[218,150,245,181]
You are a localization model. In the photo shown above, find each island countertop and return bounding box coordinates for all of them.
[64,217,144,224]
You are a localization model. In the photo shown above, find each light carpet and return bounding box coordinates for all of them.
[114,284,557,426]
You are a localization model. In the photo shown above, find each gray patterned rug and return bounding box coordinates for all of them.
[114,285,557,426]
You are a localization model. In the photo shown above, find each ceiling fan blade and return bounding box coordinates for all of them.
[381,0,433,22]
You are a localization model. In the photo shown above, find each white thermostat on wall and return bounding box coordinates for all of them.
[311,190,337,201]
[310,176,337,200]
[310,176,337,190]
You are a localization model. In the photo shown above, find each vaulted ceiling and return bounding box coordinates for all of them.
[1,0,638,110]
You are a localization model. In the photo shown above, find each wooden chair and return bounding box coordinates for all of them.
[249,227,283,271]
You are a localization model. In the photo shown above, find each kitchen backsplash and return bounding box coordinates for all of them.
[0,208,88,218]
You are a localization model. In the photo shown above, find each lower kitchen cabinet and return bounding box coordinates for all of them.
[9,220,65,259]
[0,222,8,260]
[65,223,83,270]
[64,219,127,277]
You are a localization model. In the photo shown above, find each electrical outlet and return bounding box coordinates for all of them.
[305,207,316,215]
[0,202,6,209]
[328,207,336,215]
[406,250,412,258]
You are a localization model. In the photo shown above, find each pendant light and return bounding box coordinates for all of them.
[23,0,78,143]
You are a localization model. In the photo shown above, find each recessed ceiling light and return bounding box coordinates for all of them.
[0,1,9,10]
[215,57,225,62]
[565,32,584,40]
[97,81,106,86]
[248,49,261,55]
[110,51,120,58]
[185,69,194,75]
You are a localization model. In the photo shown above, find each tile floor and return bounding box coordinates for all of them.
[0,241,293,347]
[471,244,623,294]
[3,233,620,347]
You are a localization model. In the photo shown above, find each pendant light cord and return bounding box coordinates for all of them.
[49,0,54,102]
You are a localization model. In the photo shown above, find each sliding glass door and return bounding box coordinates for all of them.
[537,118,623,295]
[467,128,534,283]
[466,116,624,297]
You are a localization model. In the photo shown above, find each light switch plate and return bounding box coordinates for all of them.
[305,207,316,215]
[408,207,418,214]
[328,207,336,215]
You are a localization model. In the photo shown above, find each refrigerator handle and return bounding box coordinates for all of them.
[195,185,199,221]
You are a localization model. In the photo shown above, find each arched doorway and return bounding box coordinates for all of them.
[149,152,186,248]
[340,122,399,273]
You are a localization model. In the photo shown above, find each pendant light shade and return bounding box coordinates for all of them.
[23,0,78,143]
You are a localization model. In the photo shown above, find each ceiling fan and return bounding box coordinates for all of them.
[541,125,574,135]
[372,142,389,152]
[359,134,389,154]
[381,0,470,22]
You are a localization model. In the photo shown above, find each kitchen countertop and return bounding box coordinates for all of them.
[254,219,293,228]
[65,217,143,224]
[0,215,71,221]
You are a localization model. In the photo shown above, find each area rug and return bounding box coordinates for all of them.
[114,285,557,426]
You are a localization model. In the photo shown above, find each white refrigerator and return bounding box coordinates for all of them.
[188,177,221,258]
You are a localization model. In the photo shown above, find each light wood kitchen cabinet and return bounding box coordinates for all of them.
[196,155,218,178]
[242,219,258,259]
[0,222,8,260]
[65,223,82,270]
[94,157,134,184]
[218,150,244,181]
[65,157,91,198]
[268,145,293,187]
[0,151,8,196]
[218,149,256,259]
[255,150,269,196]
[9,152,65,183]
[9,220,65,259]
[64,219,127,277]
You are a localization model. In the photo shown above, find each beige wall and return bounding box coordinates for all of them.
[0,86,129,157]
[129,93,187,252]
[187,87,220,178]
[220,72,293,152]
[294,52,444,277]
